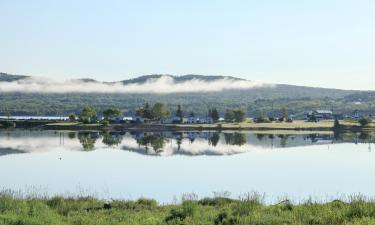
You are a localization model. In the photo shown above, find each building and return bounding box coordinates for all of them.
[306,110,333,121]
[188,116,199,124]
[160,116,179,124]
[132,116,144,123]
[199,116,214,124]
[109,116,123,122]
[351,110,361,119]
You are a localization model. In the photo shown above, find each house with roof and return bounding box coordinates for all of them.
[306,110,333,121]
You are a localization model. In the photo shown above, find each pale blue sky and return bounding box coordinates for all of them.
[1,0,374,90]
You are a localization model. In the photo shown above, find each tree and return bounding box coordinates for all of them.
[136,103,154,120]
[69,113,77,122]
[79,106,97,123]
[209,108,219,122]
[224,110,235,122]
[152,102,169,120]
[103,108,122,120]
[254,115,270,123]
[359,117,372,127]
[333,119,340,129]
[176,105,183,121]
[233,109,246,122]
[280,107,289,121]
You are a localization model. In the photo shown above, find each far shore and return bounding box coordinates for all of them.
[1,119,374,132]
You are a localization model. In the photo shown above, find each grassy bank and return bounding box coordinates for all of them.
[173,120,336,131]
[1,194,375,225]
[2,119,374,132]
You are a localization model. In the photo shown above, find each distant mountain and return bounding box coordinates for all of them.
[0,72,28,82]
[0,72,374,117]
[121,74,244,84]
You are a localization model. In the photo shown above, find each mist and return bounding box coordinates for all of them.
[0,76,271,94]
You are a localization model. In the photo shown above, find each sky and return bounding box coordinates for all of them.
[1,0,374,90]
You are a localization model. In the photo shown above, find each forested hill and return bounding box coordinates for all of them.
[0,72,374,117]
[0,72,28,82]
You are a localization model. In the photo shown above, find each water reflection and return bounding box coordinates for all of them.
[78,132,100,150]
[0,130,375,157]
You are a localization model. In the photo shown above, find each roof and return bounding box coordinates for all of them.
[315,110,333,114]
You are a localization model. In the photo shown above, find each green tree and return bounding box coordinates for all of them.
[136,103,154,120]
[233,109,246,122]
[255,115,270,123]
[103,108,122,120]
[358,117,372,127]
[176,105,183,121]
[224,110,235,122]
[69,113,77,122]
[209,108,219,122]
[79,106,97,123]
[280,107,289,121]
[333,119,341,129]
[152,102,169,120]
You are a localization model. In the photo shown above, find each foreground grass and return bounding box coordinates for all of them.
[1,194,375,225]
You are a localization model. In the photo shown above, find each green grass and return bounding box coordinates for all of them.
[1,193,375,225]
[173,120,336,130]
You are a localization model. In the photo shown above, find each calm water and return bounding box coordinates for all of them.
[0,130,374,203]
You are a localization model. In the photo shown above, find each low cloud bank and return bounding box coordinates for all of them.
[0,76,271,94]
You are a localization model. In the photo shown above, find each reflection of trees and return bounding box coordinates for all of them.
[136,133,166,153]
[224,132,246,146]
[278,134,289,147]
[256,134,265,141]
[102,132,123,146]
[208,133,220,147]
[358,132,373,143]
[308,134,318,143]
[78,132,99,150]
[173,132,183,151]
[68,132,76,139]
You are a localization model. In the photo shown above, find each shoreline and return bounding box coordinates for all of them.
[1,119,374,132]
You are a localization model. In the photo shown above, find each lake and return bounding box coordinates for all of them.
[0,130,374,203]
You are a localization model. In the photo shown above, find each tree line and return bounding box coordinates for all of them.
[69,103,248,123]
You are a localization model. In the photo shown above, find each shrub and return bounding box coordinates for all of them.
[358,117,372,127]
[254,115,270,123]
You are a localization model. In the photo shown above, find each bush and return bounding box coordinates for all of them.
[101,120,109,127]
[358,117,372,127]
[254,116,270,123]
[165,201,198,223]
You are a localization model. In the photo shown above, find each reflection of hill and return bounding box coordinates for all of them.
[0,148,26,156]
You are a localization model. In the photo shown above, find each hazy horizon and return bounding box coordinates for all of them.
[1,1,374,90]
